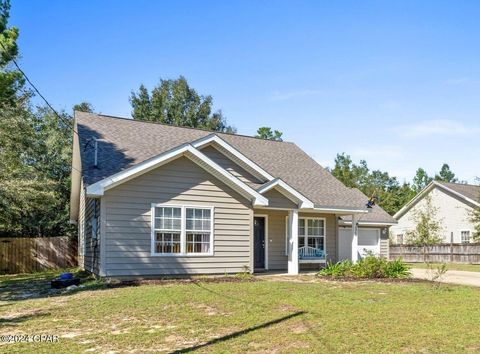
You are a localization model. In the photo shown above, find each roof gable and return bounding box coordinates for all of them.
[86,143,269,206]
[74,112,387,213]
[394,181,480,219]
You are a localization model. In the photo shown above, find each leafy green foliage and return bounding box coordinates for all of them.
[0,0,27,107]
[73,101,94,113]
[470,180,480,242]
[255,127,283,141]
[405,195,443,246]
[434,163,457,183]
[130,76,235,132]
[318,260,352,277]
[330,153,415,215]
[0,105,74,236]
[318,256,411,279]
[412,167,433,193]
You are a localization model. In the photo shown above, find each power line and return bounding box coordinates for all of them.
[0,41,76,132]
[0,41,88,175]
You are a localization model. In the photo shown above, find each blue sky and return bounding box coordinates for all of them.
[11,0,480,183]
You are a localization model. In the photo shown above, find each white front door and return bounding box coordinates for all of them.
[338,228,381,261]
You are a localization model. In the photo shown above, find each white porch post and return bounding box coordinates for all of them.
[288,209,299,275]
[351,214,359,263]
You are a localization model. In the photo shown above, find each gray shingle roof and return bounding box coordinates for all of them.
[75,111,394,222]
[437,181,480,203]
[340,188,396,224]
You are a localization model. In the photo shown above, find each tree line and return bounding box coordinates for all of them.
[0,0,478,239]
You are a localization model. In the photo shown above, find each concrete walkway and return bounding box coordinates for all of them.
[411,268,480,287]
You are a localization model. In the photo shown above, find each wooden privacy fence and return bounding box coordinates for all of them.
[390,244,480,264]
[0,236,77,274]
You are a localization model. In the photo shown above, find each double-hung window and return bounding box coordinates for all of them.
[461,230,471,244]
[154,206,182,254]
[286,217,326,254]
[299,218,325,250]
[186,208,212,254]
[152,204,213,255]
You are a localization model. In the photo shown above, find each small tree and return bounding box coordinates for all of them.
[406,195,443,247]
[256,127,283,141]
[470,180,480,242]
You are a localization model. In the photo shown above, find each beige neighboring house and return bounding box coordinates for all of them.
[391,181,480,245]
[69,111,396,277]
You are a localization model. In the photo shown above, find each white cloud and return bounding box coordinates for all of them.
[396,119,480,138]
[270,89,325,102]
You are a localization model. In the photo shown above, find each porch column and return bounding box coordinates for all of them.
[351,214,359,263]
[288,209,299,275]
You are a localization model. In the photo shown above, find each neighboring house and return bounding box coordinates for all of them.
[391,181,480,244]
[69,111,396,277]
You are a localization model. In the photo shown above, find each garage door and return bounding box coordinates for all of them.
[338,228,381,261]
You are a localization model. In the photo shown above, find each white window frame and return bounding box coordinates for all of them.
[460,230,471,244]
[285,216,326,255]
[151,203,214,256]
[397,234,404,245]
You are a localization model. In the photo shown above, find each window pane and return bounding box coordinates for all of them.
[186,232,211,253]
[186,208,212,231]
[155,232,181,253]
[298,219,305,236]
[155,207,181,231]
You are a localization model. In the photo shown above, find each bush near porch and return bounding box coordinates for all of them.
[318,256,411,279]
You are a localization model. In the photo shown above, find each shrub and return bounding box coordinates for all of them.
[318,256,410,279]
[318,260,352,277]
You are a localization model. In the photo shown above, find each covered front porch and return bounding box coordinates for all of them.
[253,208,364,275]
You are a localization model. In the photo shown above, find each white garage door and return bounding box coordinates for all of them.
[338,228,381,261]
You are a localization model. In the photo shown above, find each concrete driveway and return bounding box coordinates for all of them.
[411,268,480,287]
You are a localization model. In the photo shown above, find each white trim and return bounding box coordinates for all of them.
[257,178,315,209]
[86,144,268,206]
[312,207,368,214]
[298,216,327,253]
[339,221,397,226]
[394,181,480,219]
[150,203,215,257]
[191,134,274,181]
[254,214,269,270]
[99,197,106,276]
[287,210,299,275]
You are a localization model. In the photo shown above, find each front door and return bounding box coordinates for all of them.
[254,217,266,269]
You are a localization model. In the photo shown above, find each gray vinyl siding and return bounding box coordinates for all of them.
[82,191,100,274]
[200,145,264,188]
[263,189,298,209]
[103,156,253,277]
[254,211,336,271]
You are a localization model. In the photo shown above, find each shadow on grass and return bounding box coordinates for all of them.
[0,311,49,326]
[171,311,306,353]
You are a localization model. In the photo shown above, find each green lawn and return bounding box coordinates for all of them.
[408,262,480,272]
[1,270,480,353]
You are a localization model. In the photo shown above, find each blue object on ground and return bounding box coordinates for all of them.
[59,272,73,280]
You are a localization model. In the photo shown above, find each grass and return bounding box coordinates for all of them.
[408,262,480,272]
[1,270,480,353]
